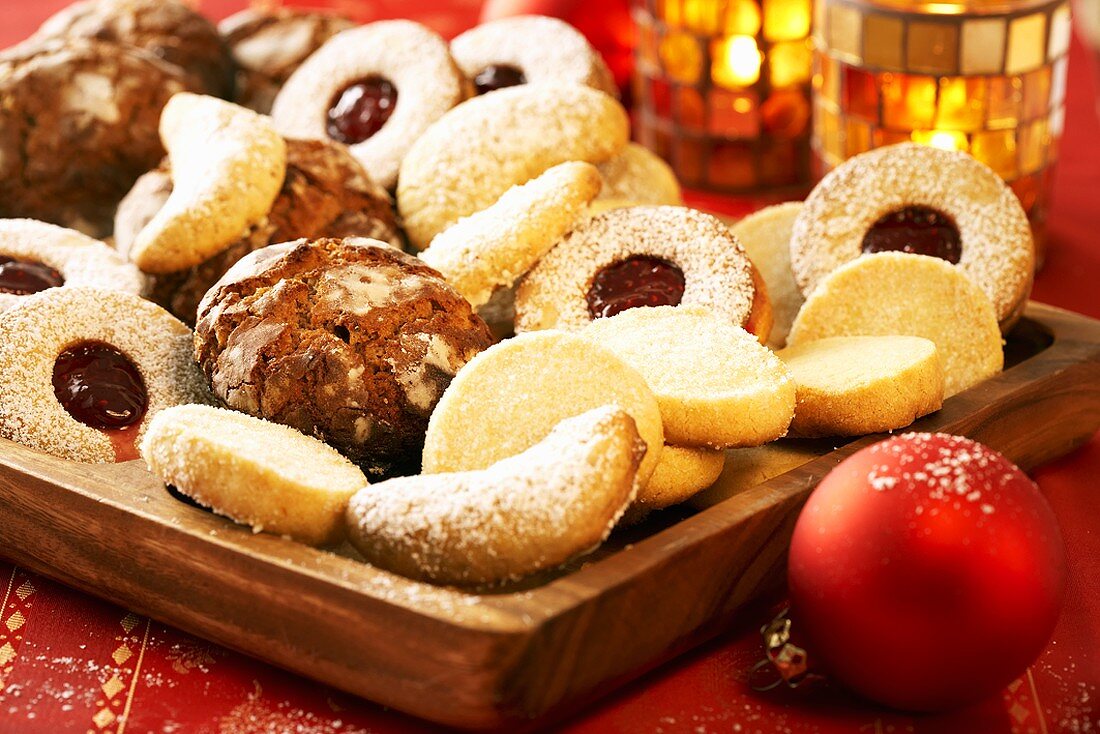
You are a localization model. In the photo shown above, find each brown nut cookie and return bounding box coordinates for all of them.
[272,20,468,190]
[195,238,493,477]
[515,206,772,341]
[450,15,617,97]
[397,82,629,250]
[33,0,232,97]
[117,137,400,324]
[219,8,356,114]
[0,39,189,237]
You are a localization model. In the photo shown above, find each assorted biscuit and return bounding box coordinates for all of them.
[0,5,1038,587]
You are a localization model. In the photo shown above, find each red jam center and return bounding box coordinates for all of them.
[326,77,398,145]
[861,205,962,264]
[53,341,148,432]
[0,255,64,295]
[586,256,686,319]
[473,64,527,95]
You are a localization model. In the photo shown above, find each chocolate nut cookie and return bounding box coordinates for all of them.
[195,237,493,477]
[116,137,401,324]
[0,39,188,237]
[33,0,232,97]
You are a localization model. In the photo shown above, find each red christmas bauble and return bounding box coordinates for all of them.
[788,432,1067,711]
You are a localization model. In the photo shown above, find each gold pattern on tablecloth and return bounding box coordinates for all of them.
[88,612,151,734]
[1002,670,1050,734]
[0,567,36,690]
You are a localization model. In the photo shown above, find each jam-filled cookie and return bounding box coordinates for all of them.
[422,330,666,499]
[0,39,188,236]
[397,83,629,250]
[142,405,367,546]
[790,143,1033,330]
[596,143,683,208]
[33,0,232,97]
[449,15,617,97]
[0,288,209,463]
[515,206,771,341]
[731,202,804,349]
[195,238,493,477]
[271,20,467,190]
[776,336,944,437]
[788,252,1003,398]
[117,137,399,324]
[347,406,644,585]
[219,7,355,114]
[419,161,602,308]
[0,219,144,312]
[582,306,795,450]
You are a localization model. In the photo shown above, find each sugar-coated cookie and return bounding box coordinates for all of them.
[515,206,771,341]
[777,336,944,437]
[347,406,644,585]
[450,15,617,97]
[0,219,144,312]
[272,20,467,190]
[596,143,682,207]
[788,252,1003,397]
[790,143,1033,330]
[582,305,795,449]
[397,83,629,250]
[689,441,824,510]
[0,288,209,463]
[644,444,726,510]
[422,330,665,497]
[419,161,602,308]
[731,202,804,348]
[142,404,367,546]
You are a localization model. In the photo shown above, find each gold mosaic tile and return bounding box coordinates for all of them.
[907,21,959,74]
[960,18,1006,75]
[863,14,904,70]
[1006,13,1047,74]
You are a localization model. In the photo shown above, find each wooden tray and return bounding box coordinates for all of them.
[0,301,1098,730]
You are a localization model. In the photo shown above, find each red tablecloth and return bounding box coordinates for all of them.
[0,2,1098,732]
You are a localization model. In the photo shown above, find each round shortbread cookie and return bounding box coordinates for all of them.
[422,330,664,497]
[581,305,795,448]
[776,336,944,437]
[790,143,1033,330]
[689,442,824,511]
[645,444,726,509]
[0,288,209,463]
[347,406,644,585]
[0,219,144,311]
[787,252,1003,398]
[141,404,367,546]
[419,161,602,308]
[515,206,771,341]
[450,15,617,97]
[272,20,467,190]
[730,202,804,348]
[596,143,682,207]
[397,82,629,250]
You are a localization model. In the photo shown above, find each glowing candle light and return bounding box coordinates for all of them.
[714,35,763,87]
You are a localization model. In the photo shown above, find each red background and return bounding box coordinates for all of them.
[0,2,1097,732]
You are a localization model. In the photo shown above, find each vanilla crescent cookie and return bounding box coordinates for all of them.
[515,206,771,341]
[272,20,468,190]
[347,406,644,585]
[422,330,665,498]
[644,444,726,511]
[419,161,602,308]
[787,252,1003,397]
[790,143,1033,330]
[0,219,144,311]
[596,143,683,208]
[397,83,629,250]
[582,306,795,449]
[141,405,367,546]
[731,202,804,349]
[130,93,287,274]
[0,288,209,463]
[449,15,617,97]
[777,336,944,437]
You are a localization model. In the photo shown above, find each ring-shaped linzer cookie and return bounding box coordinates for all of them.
[514,206,771,340]
[790,143,1033,330]
[397,82,629,250]
[450,15,617,97]
[0,288,210,463]
[271,20,468,190]
[0,219,144,311]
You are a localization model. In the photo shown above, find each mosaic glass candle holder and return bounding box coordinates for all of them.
[632,0,816,194]
[813,0,1072,265]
